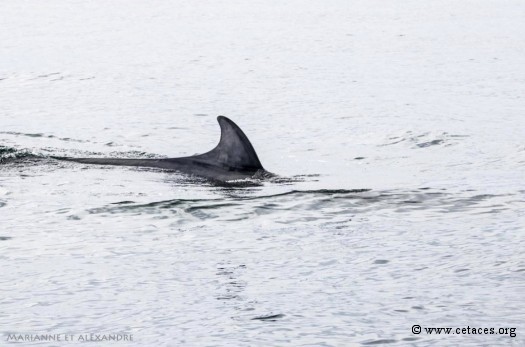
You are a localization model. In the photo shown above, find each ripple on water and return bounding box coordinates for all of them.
[380,131,469,148]
[361,339,397,345]
[73,189,518,226]
[251,314,285,321]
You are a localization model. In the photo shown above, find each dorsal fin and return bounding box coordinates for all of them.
[197,116,264,171]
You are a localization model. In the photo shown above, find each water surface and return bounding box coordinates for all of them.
[1,1,524,346]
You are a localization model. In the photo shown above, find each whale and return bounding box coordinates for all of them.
[53,116,272,181]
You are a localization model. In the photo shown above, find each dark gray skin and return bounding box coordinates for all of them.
[55,116,272,181]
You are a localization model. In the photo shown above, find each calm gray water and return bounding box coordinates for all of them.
[1,1,524,346]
